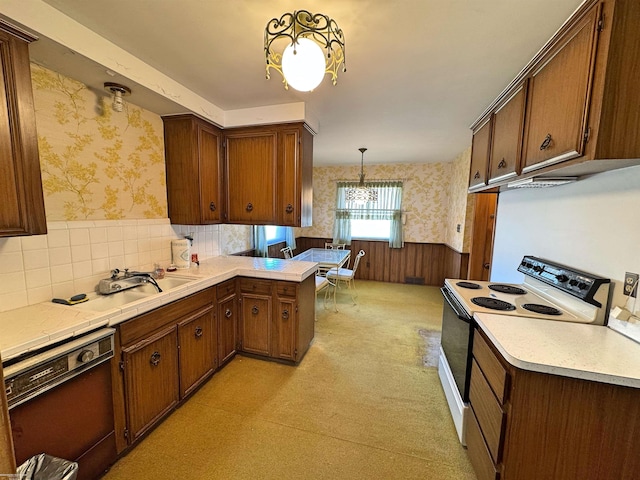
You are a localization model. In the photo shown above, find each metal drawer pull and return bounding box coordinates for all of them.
[252,305,259,315]
[195,326,203,338]
[539,133,552,150]
[209,202,216,212]
[497,159,506,169]
[282,309,289,320]
[150,351,161,366]
[225,308,232,318]
[246,203,253,212]
[473,170,480,179]
[285,204,294,213]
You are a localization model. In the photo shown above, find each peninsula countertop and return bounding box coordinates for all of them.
[0,256,317,362]
[474,312,640,389]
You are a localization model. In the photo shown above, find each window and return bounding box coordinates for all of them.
[333,181,404,248]
[350,219,390,240]
[265,225,286,244]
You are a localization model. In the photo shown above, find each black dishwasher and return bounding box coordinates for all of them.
[4,328,117,480]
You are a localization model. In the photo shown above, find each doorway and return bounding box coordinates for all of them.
[467,193,498,281]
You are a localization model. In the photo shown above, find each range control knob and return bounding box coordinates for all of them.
[556,274,569,283]
[77,349,95,363]
[569,279,578,286]
[578,282,588,290]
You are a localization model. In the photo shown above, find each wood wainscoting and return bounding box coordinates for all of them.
[295,237,469,286]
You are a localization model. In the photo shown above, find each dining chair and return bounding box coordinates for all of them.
[326,249,365,304]
[315,268,331,315]
[280,246,293,259]
[324,242,346,250]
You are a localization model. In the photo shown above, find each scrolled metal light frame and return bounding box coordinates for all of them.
[264,10,346,90]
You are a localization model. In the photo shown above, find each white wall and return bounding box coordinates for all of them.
[491,164,640,315]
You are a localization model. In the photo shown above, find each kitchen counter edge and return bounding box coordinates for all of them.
[474,312,640,389]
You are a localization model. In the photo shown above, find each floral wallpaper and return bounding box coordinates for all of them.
[30,64,167,221]
[299,160,471,246]
[445,147,473,252]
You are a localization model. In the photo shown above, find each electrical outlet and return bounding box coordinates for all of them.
[624,272,638,297]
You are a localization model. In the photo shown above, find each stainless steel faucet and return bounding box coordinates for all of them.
[98,268,163,295]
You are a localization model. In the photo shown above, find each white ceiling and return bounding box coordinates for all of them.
[16,0,584,166]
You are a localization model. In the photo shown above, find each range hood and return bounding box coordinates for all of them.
[507,176,578,189]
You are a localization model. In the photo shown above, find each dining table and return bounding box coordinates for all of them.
[291,248,351,311]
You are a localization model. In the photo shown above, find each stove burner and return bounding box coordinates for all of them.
[522,303,562,316]
[456,281,482,290]
[488,284,527,295]
[471,297,516,311]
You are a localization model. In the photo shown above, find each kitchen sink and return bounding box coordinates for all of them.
[76,274,197,312]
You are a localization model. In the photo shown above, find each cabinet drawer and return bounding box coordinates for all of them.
[216,279,236,298]
[239,278,272,295]
[275,281,297,298]
[473,331,508,404]
[466,410,500,480]
[120,288,214,346]
[470,359,505,464]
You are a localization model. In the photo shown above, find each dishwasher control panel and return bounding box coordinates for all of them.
[3,328,114,409]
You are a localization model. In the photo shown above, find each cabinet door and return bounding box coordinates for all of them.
[0,24,46,236]
[488,84,526,184]
[122,325,179,443]
[273,297,296,361]
[469,117,492,191]
[198,121,224,223]
[239,293,272,356]
[217,293,237,366]
[278,127,300,226]
[521,5,601,172]
[177,304,216,399]
[225,131,277,224]
[164,115,223,225]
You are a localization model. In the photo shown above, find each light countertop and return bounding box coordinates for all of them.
[0,256,317,362]
[474,312,640,389]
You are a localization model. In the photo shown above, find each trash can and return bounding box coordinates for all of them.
[16,453,78,480]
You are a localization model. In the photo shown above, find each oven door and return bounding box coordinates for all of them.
[440,286,474,402]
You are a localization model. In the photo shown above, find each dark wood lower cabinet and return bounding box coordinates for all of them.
[122,326,179,443]
[178,304,216,398]
[217,280,238,366]
[469,328,640,480]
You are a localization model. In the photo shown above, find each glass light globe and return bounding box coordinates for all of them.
[281,38,326,92]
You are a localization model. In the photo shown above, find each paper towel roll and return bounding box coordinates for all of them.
[171,239,191,269]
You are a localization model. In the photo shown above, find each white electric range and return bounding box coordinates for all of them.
[438,255,611,444]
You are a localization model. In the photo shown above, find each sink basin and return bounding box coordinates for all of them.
[75,290,151,312]
[75,275,197,312]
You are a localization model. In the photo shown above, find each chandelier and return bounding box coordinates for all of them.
[346,148,378,203]
[264,10,346,92]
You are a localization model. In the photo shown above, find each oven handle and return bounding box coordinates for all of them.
[441,287,472,322]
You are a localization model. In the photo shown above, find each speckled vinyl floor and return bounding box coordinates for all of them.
[102,280,476,480]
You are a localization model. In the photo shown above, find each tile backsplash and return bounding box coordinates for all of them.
[0,220,252,313]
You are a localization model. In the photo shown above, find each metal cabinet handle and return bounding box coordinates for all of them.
[497,159,506,169]
[285,204,294,213]
[195,326,203,338]
[473,170,480,179]
[282,309,289,320]
[225,308,232,318]
[209,202,216,212]
[246,203,253,212]
[150,351,161,366]
[251,305,259,315]
[539,134,552,150]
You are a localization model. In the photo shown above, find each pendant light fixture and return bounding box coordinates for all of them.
[264,10,346,92]
[346,148,378,203]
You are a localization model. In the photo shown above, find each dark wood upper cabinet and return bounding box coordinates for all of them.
[469,0,640,192]
[0,21,47,237]
[521,6,601,173]
[224,122,313,227]
[163,114,224,224]
[488,84,526,184]
[468,117,492,192]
